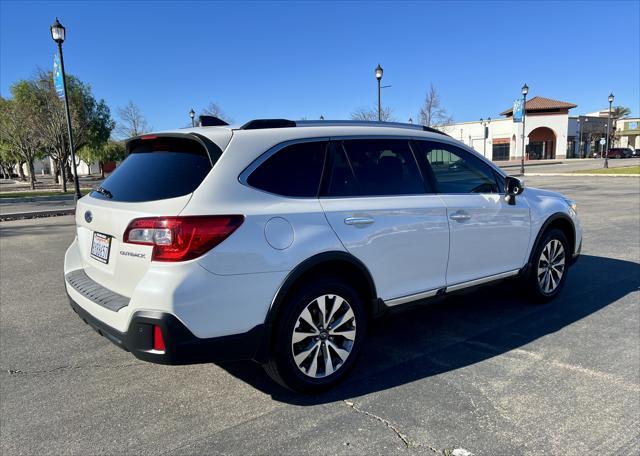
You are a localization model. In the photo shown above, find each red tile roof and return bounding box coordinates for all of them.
[501,96,577,115]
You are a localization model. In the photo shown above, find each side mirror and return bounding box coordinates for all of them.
[505,176,524,205]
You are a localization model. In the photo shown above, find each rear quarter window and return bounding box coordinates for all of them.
[91,137,214,203]
[247,141,328,197]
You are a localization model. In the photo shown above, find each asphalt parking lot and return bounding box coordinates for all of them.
[1,175,639,456]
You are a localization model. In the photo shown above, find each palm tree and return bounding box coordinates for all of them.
[611,106,631,119]
[609,106,631,148]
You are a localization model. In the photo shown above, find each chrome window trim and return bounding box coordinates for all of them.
[238,134,507,199]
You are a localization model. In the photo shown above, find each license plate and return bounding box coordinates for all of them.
[90,232,112,264]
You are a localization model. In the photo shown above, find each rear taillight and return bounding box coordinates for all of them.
[123,215,244,262]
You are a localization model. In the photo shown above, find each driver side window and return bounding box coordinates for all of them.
[415,141,500,194]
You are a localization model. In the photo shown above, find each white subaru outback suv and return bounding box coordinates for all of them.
[64,118,582,393]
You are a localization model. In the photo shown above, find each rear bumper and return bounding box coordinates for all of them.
[67,293,264,365]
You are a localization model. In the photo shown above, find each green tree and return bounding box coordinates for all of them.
[78,140,125,178]
[0,137,17,179]
[0,96,44,189]
[612,106,631,119]
[16,70,114,191]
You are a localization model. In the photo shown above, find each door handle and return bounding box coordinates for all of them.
[449,211,471,222]
[344,216,375,226]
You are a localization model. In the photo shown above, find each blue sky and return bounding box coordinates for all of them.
[1,1,639,131]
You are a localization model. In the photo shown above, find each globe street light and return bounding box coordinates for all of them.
[604,93,614,169]
[520,83,529,175]
[189,108,196,127]
[375,64,383,121]
[50,18,81,200]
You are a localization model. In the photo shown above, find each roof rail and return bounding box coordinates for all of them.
[199,115,229,127]
[238,118,450,136]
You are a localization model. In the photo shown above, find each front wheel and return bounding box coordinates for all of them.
[524,228,570,303]
[263,278,366,393]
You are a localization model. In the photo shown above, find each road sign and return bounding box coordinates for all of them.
[600,138,606,145]
[53,53,64,100]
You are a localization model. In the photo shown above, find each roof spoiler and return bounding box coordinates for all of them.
[199,115,229,127]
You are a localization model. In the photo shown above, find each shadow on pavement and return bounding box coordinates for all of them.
[221,254,640,404]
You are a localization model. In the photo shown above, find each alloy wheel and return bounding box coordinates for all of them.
[291,294,356,378]
[537,239,565,294]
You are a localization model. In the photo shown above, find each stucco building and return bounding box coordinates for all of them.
[439,96,577,161]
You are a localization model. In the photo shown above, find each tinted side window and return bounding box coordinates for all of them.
[247,141,328,197]
[415,141,499,194]
[323,145,359,197]
[341,139,427,196]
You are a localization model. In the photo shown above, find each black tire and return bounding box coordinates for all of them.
[524,228,570,303]
[263,277,367,393]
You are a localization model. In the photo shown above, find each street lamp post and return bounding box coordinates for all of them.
[50,18,81,200]
[189,109,196,127]
[520,84,529,175]
[481,117,491,158]
[577,117,582,158]
[578,117,589,158]
[375,64,383,121]
[604,93,614,169]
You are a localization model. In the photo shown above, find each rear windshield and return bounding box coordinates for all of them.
[91,137,213,202]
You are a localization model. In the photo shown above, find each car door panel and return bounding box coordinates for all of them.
[439,193,530,285]
[319,139,449,302]
[413,140,531,287]
[321,196,449,301]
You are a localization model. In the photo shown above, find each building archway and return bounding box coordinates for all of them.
[528,127,556,160]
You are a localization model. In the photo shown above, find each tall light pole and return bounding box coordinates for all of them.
[520,83,529,175]
[604,93,614,169]
[50,18,81,200]
[481,117,491,158]
[189,108,196,127]
[375,64,383,121]
[578,117,588,158]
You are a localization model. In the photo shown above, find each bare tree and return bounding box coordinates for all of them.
[201,102,233,123]
[350,106,395,122]
[419,84,453,127]
[116,101,148,138]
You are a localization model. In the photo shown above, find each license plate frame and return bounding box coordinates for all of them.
[90,232,112,264]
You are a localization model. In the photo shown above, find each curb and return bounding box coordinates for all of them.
[0,208,75,222]
[0,194,77,203]
[525,173,640,177]
[499,161,562,169]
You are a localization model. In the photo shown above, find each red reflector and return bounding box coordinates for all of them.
[123,215,244,262]
[153,325,165,352]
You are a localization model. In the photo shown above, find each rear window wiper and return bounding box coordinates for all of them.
[94,186,113,199]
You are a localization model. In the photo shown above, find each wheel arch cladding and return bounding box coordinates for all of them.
[255,251,378,362]
[531,213,576,264]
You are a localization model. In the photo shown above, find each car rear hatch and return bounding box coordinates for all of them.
[74,132,230,298]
